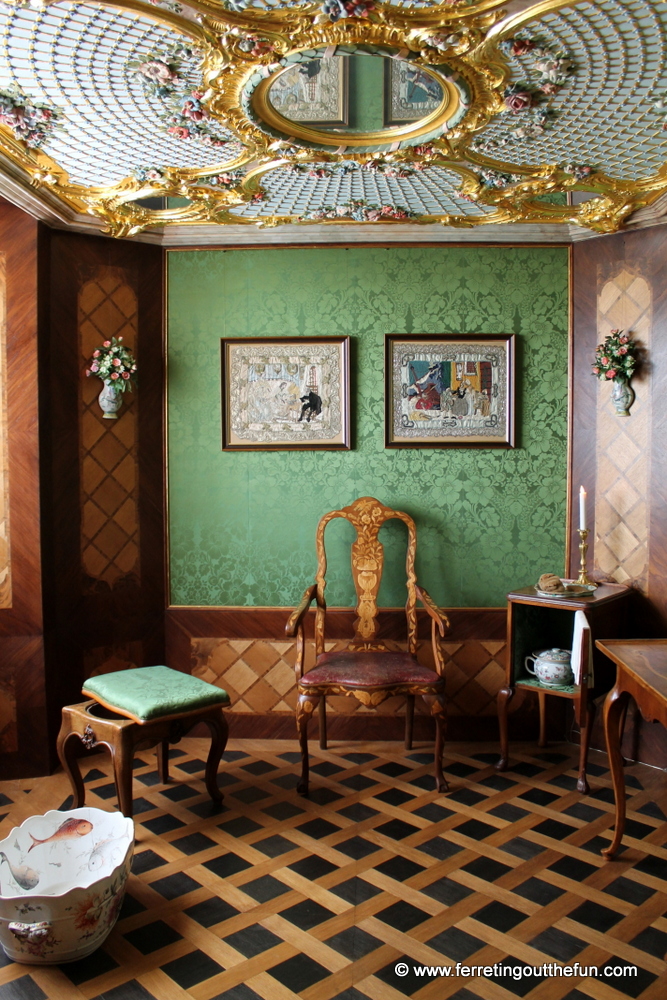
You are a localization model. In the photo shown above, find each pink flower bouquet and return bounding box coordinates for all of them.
[86,337,137,393]
[592,329,636,382]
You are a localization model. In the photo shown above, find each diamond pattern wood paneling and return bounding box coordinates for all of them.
[0,661,16,753]
[83,640,145,681]
[595,271,651,589]
[192,639,507,718]
[79,268,139,592]
[1,737,666,1000]
[0,254,10,611]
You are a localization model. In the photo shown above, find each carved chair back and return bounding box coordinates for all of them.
[314,497,418,658]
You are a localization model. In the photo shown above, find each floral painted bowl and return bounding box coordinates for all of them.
[0,807,134,963]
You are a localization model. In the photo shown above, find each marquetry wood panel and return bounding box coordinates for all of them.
[79,268,139,591]
[0,203,42,636]
[0,645,15,754]
[0,254,11,610]
[0,201,48,778]
[39,229,165,771]
[572,228,667,622]
[594,270,651,589]
[571,225,667,767]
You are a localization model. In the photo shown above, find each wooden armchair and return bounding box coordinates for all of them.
[286,496,451,795]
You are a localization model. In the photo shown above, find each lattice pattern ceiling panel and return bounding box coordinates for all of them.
[0,1,233,186]
[233,164,496,218]
[479,0,667,180]
[0,0,664,236]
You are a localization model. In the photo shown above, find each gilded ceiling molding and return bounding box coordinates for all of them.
[0,0,665,236]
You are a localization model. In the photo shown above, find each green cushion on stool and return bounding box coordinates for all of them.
[82,665,230,722]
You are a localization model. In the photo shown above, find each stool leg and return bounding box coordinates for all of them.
[57,727,86,809]
[110,731,135,819]
[203,710,228,804]
[157,740,170,783]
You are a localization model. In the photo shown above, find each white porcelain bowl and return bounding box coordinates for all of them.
[0,807,134,964]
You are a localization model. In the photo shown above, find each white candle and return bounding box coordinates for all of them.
[579,486,587,532]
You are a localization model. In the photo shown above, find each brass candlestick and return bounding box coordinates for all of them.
[576,529,596,587]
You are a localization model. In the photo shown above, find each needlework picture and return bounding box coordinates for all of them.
[221,336,350,450]
[383,59,445,125]
[385,334,515,448]
[268,57,349,126]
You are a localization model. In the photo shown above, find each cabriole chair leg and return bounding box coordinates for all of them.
[297,693,317,795]
[405,695,415,750]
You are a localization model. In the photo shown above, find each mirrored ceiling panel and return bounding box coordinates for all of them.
[266,54,446,133]
[252,48,464,150]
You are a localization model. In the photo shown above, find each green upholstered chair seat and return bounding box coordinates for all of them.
[82,665,230,722]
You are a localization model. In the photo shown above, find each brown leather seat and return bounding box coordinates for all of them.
[300,651,446,690]
[286,497,451,796]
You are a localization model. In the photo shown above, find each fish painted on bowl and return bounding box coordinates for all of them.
[27,819,93,853]
[86,836,127,872]
[0,854,40,891]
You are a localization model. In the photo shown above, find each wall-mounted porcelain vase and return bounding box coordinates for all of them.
[0,807,133,964]
[98,381,123,419]
[525,648,574,688]
[611,377,635,417]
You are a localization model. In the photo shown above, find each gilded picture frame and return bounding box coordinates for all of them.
[385,334,515,449]
[221,336,350,451]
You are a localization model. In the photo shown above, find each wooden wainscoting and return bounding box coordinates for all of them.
[165,607,551,743]
[571,225,667,768]
[38,228,166,769]
[0,201,47,778]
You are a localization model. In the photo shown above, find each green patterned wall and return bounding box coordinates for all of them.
[167,246,569,608]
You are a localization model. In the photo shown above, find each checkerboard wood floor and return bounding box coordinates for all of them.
[1,739,666,1000]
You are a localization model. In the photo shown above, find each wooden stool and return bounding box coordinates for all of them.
[57,666,230,818]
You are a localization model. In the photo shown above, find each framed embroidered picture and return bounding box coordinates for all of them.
[385,334,515,448]
[221,336,350,450]
[383,59,445,126]
[267,56,349,126]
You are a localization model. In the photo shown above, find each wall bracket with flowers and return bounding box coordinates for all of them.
[86,338,137,419]
[592,329,637,417]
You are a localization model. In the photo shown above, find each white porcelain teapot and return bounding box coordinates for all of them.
[524,648,573,688]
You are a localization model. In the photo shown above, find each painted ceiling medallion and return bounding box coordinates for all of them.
[0,0,665,236]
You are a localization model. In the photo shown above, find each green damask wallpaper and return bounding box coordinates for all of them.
[168,246,569,608]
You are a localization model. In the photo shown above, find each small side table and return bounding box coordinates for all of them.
[596,640,667,859]
[496,583,629,793]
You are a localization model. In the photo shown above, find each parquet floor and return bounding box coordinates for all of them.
[0,739,666,1000]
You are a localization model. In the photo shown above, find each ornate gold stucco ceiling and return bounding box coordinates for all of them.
[0,0,665,239]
